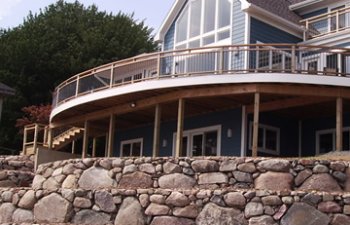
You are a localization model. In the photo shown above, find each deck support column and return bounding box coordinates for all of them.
[82,120,89,159]
[107,114,115,157]
[175,99,185,157]
[92,138,97,157]
[104,133,108,157]
[336,97,343,151]
[252,93,260,157]
[153,104,162,157]
[72,141,76,154]
[47,127,53,150]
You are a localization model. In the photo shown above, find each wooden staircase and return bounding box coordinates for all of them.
[22,124,84,155]
[51,127,84,150]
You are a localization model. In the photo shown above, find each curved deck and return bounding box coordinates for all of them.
[51,44,350,121]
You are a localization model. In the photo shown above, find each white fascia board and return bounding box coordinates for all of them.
[289,0,324,11]
[240,0,251,10]
[51,73,350,121]
[244,4,304,38]
[155,0,186,42]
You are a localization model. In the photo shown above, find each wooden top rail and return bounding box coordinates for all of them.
[301,6,350,40]
[52,44,350,108]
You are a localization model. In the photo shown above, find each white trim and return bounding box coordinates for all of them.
[51,73,350,121]
[120,138,143,157]
[172,124,222,157]
[243,13,251,69]
[240,105,247,156]
[156,0,186,42]
[315,127,350,155]
[248,122,280,155]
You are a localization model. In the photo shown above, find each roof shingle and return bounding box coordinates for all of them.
[247,0,302,24]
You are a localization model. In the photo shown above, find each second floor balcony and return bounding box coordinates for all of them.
[52,44,350,109]
[301,6,350,41]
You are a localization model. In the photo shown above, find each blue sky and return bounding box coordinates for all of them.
[0,0,174,33]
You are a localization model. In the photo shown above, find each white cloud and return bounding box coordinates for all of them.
[0,0,23,22]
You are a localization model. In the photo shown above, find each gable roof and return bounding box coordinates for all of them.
[156,0,303,42]
[0,83,15,96]
[247,0,302,24]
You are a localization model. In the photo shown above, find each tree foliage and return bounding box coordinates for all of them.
[0,0,157,150]
[15,105,52,131]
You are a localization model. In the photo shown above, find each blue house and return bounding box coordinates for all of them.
[24,0,350,159]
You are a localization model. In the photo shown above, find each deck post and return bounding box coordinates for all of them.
[175,99,185,157]
[22,127,28,155]
[252,93,260,157]
[105,133,108,157]
[107,114,115,157]
[291,45,296,73]
[72,141,76,154]
[82,120,89,158]
[33,124,39,155]
[336,97,343,151]
[153,104,162,157]
[48,127,53,150]
[92,137,97,157]
[110,65,114,87]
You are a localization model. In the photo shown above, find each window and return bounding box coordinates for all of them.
[120,138,143,157]
[176,6,189,43]
[189,0,202,38]
[172,125,221,156]
[175,0,232,48]
[316,128,350,154]
[249,123,280,155]
[218,0,231,28]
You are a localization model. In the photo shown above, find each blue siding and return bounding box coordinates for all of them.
[302,114,350,156]
[250,18,302,44]
[114,108,243,157]
[301,8,327,19]
[232,0,245,45]
[246,113,299,157]
[231,0,246,70]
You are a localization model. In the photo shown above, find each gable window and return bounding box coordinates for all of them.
[316,128,350,154]
[249,123,280,155]
[120,138,143,157]
[175,0,232,48]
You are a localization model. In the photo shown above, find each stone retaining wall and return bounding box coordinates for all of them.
[33,157,350,192]
[0,155,34,188]
[1,187,350,224]
[0,155,34,171]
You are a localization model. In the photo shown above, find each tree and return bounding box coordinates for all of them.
[0,0,157,150]
[15,105,52,131]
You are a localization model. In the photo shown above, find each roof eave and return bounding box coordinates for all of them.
[289,0,323,11]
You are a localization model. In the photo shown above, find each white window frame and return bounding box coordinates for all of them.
[249,122,280,155]
[316,127,350,155]
[120,138,143,157]
[174,0,232,49]
[172,125,222,156]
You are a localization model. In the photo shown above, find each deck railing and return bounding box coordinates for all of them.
[52,44,350,108]
[301,6,350,40]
